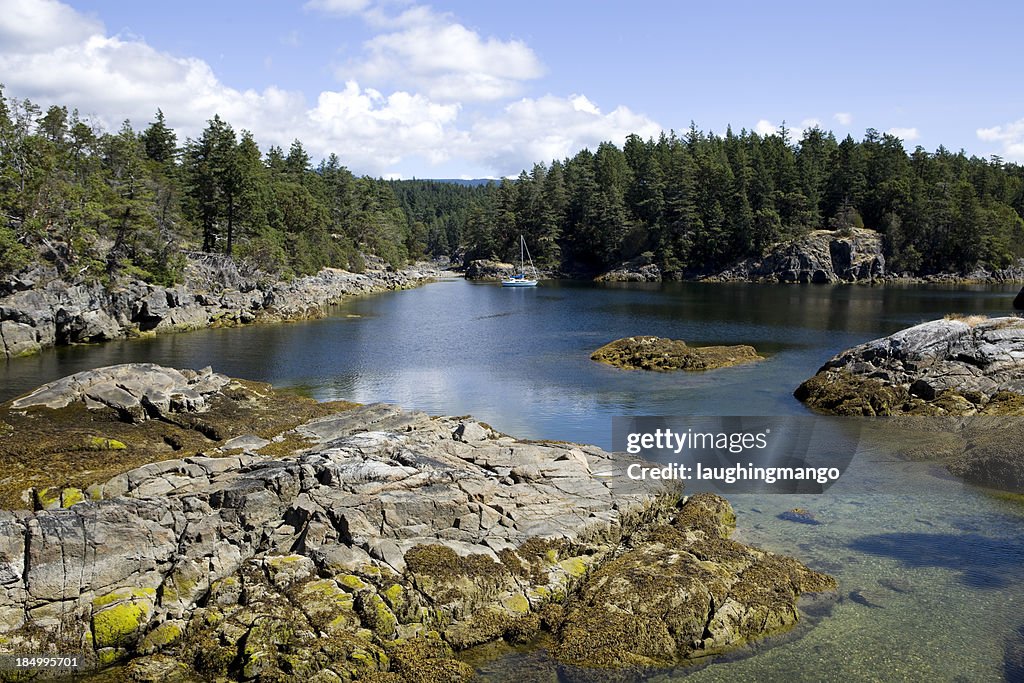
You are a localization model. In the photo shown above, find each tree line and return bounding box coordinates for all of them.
[3,85,1023,285]
[0,88,419,284]
[455,125,1024,276]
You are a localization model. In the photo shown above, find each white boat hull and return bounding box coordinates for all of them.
[502,235,539,287]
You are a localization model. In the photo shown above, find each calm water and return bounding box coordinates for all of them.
[2,279,1024,681]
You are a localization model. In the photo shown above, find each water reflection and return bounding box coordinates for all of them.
[1,279,1023,680]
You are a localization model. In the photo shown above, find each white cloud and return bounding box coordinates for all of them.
[800,117,822,130]
[977,118,1024,161]
[464,94,661,172]
[886,126,919,141]
[834,112,853,126]
[0,0,101,52]
[347,11,544,102]
[754,119,776,136]
[0,0,660,178]
[307,82,462,166]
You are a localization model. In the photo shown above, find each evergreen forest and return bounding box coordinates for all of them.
[2,87,1023,284]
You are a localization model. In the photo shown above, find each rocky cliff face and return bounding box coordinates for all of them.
[0,365,835,680]
[0,255,445,360]
[711,228,885,283]
[595,261,662,282]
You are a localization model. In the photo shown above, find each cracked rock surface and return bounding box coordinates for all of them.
[0,364,835,680]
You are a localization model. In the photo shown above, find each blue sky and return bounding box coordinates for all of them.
[1,0,1023,177]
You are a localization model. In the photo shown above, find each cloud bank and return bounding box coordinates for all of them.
[977,119,1024,161]
[0,0,661,177]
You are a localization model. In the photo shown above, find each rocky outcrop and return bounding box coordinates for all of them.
[0,255,446,359]
[795,316,1024,492]
[9,364,229,422]
[0,365,834,680]
[595,260,662,282]
[464,259,516,280]
[592,336,763,371]
[552,493,835,674]
[795,316,1024,416]
[711,228,885,283]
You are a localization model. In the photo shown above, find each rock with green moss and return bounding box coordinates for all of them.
[796,317,1024,416]
[338,573,371,593]
[294,578,360,634]
[59,487,86,508]
[85,436,128,450]
[796,317,1024,491]
[592,336,763,372]
[124,653,193,682]
[551,494,835,671]
[0,366,837,680]
[239,617,300,679]
[32,486,62,510]
[138,619,185,654]
[159,560,209,612]
[385,636,474,682]
[264,553,316,589]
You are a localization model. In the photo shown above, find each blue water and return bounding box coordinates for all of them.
[2,278,1023,681]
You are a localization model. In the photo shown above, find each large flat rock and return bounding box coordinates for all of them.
[0,365,835,680]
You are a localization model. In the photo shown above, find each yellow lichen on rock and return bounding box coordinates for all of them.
[92,588,156,650]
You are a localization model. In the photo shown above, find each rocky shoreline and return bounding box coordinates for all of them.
[0,255,450,360]
[0,365,836,681]
[463,227,1024,285]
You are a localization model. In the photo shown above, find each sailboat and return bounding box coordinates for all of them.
[502,235,539,287]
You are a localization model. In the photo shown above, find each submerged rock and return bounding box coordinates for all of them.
[1006,625,1024,683]
[878,578,913,594]
[0,365,835,680]
[778,508,821,525]
[847,589,886,609]
[591,336,763,372]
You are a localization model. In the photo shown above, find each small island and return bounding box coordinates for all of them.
[591,336,764,372]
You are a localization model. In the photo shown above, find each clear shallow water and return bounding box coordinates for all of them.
[2,279,1024,681]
